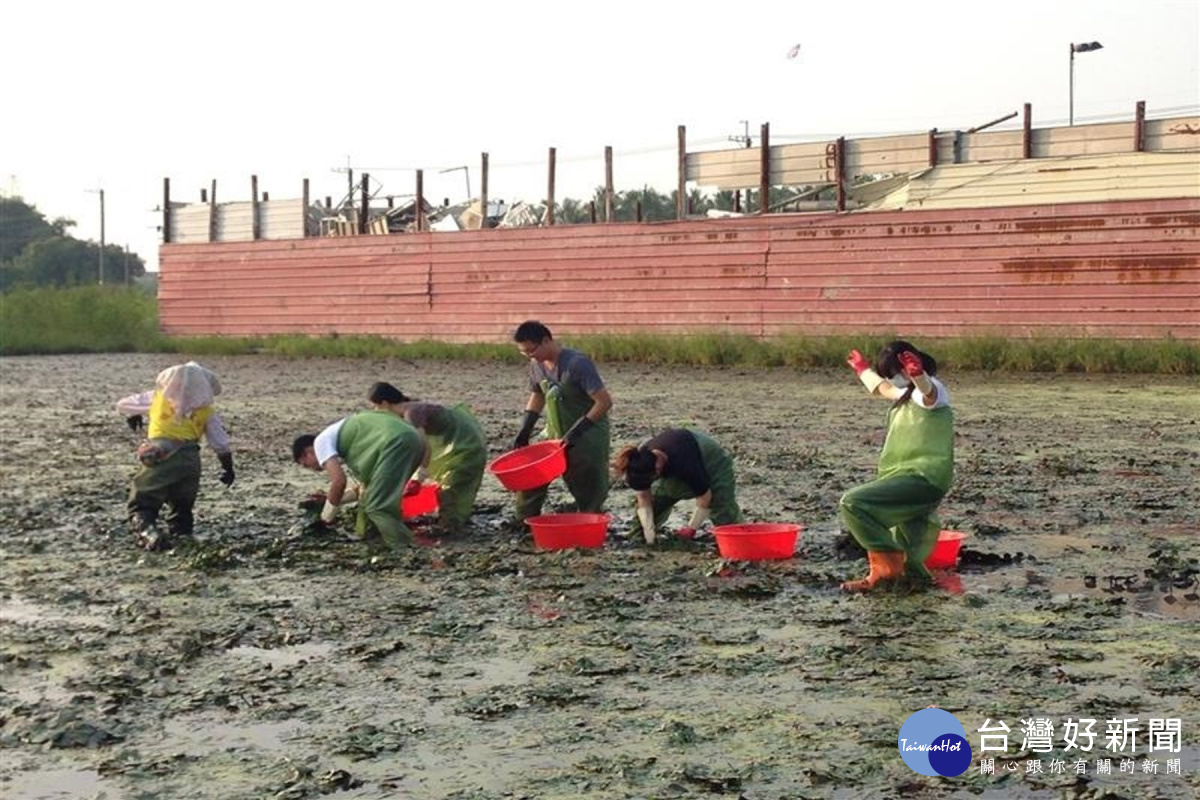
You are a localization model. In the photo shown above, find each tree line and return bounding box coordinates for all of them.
[0,197,147,291]
[545,185,810,224]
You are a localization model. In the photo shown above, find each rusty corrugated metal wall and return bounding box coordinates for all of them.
[159,198,1200,341]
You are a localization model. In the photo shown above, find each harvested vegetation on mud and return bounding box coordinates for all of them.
[1,354,1198,799]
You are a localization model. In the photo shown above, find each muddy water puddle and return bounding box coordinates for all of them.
[1,766,124,800]
[1,356,1198,798]
[0,597,111,629]
[958,566,1200,621]
[160,714,307,754]
[225,641,335,667]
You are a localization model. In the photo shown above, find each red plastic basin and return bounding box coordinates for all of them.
[925,530,968,570]
[400,481,440,518]
[526,513,609,550]
[713,523,802,561]
[489,440,567,491]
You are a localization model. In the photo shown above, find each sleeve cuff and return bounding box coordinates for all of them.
[858,368,885,393]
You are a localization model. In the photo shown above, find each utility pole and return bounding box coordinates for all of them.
[86,187,105,284]
[728,120,752,148]
[332,156,354,213]
[1069,41,1104,126]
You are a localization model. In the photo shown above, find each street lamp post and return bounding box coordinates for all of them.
[1069,41,1104,126]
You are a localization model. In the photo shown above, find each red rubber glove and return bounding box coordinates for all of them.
[403,479,422,497]
[898,350,925,377]
[676,527,696,540]
[847,349,871,376]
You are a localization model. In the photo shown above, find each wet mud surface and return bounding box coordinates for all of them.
[1,354,1198,799]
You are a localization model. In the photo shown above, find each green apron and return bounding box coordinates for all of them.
[423,404,487,533]
[339,411,424,548]
[128,442,201,536]
[839,402,954,579]
[515,378,610,520]
[629,430,743,537]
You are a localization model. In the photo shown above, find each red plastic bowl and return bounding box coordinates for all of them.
[925,530,968,570]
[489,440,567,491]
[526,513,609,550]
[400,481,440,518]
[712,523,802,561]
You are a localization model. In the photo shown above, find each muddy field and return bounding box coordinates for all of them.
[1,353,1198,800]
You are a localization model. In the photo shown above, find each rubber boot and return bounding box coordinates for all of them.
[841,550,907,592]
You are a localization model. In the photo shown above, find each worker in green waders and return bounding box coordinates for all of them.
[840,340,954,591]
[292,410,427,547]
[368,381,486,536]
[116,361,236,551]
[613,428,744,544]
[510,321,612,522]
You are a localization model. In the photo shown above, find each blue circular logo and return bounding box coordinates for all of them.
[897,709,971,776]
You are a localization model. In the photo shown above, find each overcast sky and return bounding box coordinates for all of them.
[2,0,1197,272]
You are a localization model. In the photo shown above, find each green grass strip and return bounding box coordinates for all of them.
[2,287,1196,374]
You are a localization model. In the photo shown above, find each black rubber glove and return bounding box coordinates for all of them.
[217,452,235,486]
[126,415,143,432]
[513,410,540,450]
[562,416,594,449]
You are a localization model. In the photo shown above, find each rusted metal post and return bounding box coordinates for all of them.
[208,180,217,242]
[635,200,642,223]
[162,178,171,243]
[1022,103,1032,159]
[251,175,260,240]
[200,188,207,202]
[302,178,310,238]
[358,173,369,234]
[546,147,556,226]
[416,170,425,232]
[604,145,614,222]
[835,137,846,212]
[928,128,938,168]
[1134,100,1146,152]
[759,122,770,214]
[676,125,686,219]
[480,152,489,230]
[589,201,596,224]
[734,190,741,214]
[262,191,269,201]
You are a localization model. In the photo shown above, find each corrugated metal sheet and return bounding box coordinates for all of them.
[215,204,254,242]
[165,199,306,243]
[169,204,210,244]
[260,199,305,240]
[160,197,1200,341]
[867,152,1200,211]
[1146,116,1200,151]
[687,113,1200,189]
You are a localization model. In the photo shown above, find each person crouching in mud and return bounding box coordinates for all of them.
[840,341,954,592]
[292,410,427,548]
[613,428,744,544]
[116,361,235,551]
[368,381,487,537]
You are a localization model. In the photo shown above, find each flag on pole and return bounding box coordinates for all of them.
[786,43,801,59]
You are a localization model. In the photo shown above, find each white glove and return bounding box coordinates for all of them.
[320,499,338,524]
[637,506,657,544]
[858,368,885,393]
[687,506,711,530]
